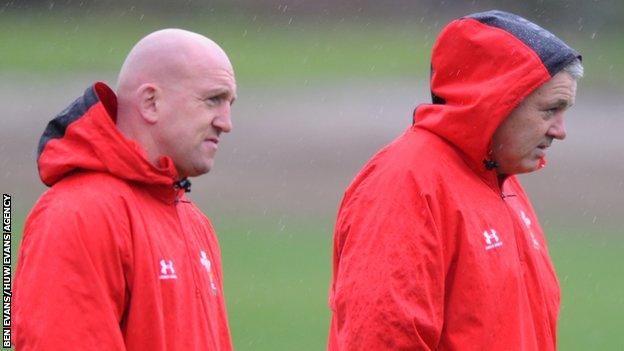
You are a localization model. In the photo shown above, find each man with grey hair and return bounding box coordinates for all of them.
[329,10,582,350]
[13,29,236,350]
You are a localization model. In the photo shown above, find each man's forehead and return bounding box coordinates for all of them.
[194,68,237,96]
[198,67,236,84]
[534,72,577,100]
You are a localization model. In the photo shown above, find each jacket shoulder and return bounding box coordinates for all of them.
[48,170,134,200]
[34,171,136,214]
[26,171,134,242]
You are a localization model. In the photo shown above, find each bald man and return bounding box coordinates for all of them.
[13,29,236,350]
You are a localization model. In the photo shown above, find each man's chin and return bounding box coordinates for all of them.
[196,161,214,176]
[497,159,541,176]
[182,162,213,178]
[520,159,543,174]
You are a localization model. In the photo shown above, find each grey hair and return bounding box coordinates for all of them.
[563,58,584,80]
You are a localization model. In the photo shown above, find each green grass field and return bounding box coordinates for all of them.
[1,12,622,86]
[549,230,624,350]
[220,222,624,350]
[216,219,334,349]
[0,13,429,83]
[9,215,624,350]
[224,223,624,350]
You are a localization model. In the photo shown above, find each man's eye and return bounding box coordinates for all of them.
[544,107,558,116]
[207,96,222,105]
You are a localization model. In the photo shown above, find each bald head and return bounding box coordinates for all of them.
[115,28,237,179]
[117,28,233,94]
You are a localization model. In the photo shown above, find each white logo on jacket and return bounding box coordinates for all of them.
[159,259,178,280]
[520,211,541,249]
[200,250,218,295]
[483,229,503,250]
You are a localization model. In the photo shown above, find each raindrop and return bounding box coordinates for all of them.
[591,32,597,39]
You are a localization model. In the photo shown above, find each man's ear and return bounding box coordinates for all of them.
[137,83,160,124]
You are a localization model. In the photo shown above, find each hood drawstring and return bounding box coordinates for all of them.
[174,178,192,193]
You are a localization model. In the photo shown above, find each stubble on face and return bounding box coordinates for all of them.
[115,29,237,180]
[152,35,236,179]
[180,63,236,178]
[490,71,577,176]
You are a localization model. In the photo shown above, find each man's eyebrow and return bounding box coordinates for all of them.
[552,98,573,108]
[202,88,237,105]
[204,87,236,99]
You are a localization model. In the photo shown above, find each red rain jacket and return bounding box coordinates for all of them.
[329,11,579,350]
[13,82,233,350]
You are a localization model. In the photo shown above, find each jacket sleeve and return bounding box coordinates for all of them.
[329,186,446,350]
[13,196,131,350]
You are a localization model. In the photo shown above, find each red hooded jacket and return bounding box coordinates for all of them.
[13,82,233,350]
[328,11,580,350]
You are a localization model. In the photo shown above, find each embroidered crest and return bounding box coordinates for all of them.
[520,211,540,249]
[200,250,218,295]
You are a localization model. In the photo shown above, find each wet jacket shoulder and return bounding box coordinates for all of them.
[15,172,132,349]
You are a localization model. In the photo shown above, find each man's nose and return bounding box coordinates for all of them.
[214,104,233,133]
[547,114,566,140]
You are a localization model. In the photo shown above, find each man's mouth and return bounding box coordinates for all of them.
[203,137,220,151]
[537,143,550,150]
[535,144,549,158]
[538,138,553,150]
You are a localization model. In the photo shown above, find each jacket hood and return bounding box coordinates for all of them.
[414,10,581,178]
[37,82,180,190]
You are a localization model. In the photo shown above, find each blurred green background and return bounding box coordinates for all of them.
[2,0,623,350]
